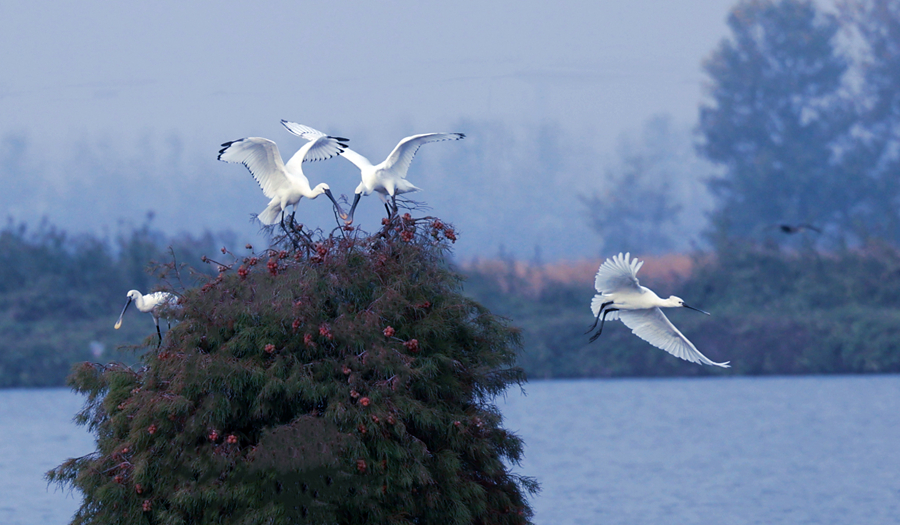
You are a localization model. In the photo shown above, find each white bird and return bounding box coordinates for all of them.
[115,290,179,346]
[587,253,730,368]
[281,120,464,223]
[218,125,348,226]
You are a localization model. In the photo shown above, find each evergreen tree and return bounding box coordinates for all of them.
[698,0,852,242]
[48,216,537,524]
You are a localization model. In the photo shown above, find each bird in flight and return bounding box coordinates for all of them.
[587,252,729,368]
[769,223,822,234]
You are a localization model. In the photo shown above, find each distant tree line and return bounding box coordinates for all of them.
[464,243,900,378]
[0,218,228,387]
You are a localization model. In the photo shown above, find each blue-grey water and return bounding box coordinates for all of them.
[2,376,899,524]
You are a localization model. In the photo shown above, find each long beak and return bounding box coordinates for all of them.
[345,193,361,225]
[683,303,710,316]
[114,298,133,329]
[323,189,348,220]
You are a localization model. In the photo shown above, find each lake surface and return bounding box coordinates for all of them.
[2,375,899,524]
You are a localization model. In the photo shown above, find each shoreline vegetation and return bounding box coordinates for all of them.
[2,219,899,388]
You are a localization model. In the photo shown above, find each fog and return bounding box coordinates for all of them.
[0,0,738,260]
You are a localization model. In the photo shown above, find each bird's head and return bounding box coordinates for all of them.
[115,291,140,329]
[668,296,710,315]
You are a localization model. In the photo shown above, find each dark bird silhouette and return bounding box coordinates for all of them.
[770,223,821,234]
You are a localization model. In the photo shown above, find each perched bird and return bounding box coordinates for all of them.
[218,125,348,226]
[770,223,822,234]
[281,120,464,223]
[115,290,179,346]
[587,253,729,368]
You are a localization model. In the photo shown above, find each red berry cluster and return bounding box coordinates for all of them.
[319,323,333,340]
[342,364,351,375]
[383,326,395,337]
[387,414,396,425]
[291,318,301,331]
[147,424,157,435]
[304,333,316,348]
[350,389,360,399]
[358,423,367,434]
[404,339,419,353]
[227,434,238,444]
[356,459,367,473]
[237,265,249,279]
[371,415,379,423]
[264,344,276,354]
[267,258,278,276]
[359,396,371,407]
[135,483,144,494]
[142,500,151,512]
[208,430,219,442]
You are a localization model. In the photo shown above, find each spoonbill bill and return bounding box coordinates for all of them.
[587,253,729,368]
[281,120,464,223]
[115,290,179,346]
[218,125,348,225]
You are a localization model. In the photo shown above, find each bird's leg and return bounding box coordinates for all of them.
[586,301,613,334]
[588,305,618,343]
[155,319,163,348]
[279,212,291,237]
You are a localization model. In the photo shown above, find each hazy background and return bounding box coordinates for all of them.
[0,0,740,260]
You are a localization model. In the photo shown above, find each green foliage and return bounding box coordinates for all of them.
[48,220,537,525]
[465,244,900,378]
[0,218,225,387]
[698,0,853,243]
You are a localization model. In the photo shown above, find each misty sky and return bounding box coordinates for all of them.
[1,0,747,260]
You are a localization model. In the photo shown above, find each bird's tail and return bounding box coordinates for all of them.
[590,295,619,321]
[257,204,283,225]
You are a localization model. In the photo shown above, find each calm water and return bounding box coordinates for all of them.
[2,376,899,524]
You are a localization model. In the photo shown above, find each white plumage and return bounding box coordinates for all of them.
[115,290,179,346]
[218,124,347,225]
[281,120,464,223]
[588,253,729,368]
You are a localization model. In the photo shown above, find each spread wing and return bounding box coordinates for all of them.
[279,120,348,167]
[382,133,465,177]
[594,252,643,293]
[618,308,730,368]
[218,137,291,199]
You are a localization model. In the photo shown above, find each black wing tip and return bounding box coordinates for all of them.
[455,133,466,139]
[329,136,350,142]
[218,139,244,159]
